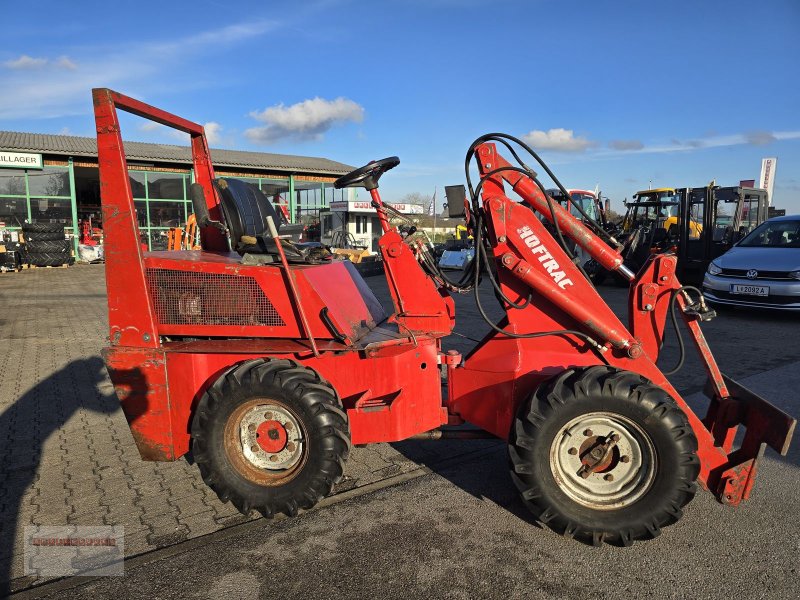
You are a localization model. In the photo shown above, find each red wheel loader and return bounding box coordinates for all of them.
[94,89,795,546]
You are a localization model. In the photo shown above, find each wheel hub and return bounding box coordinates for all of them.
[256,420,287,453]
[238,404,304,471]
[550,412,656,509]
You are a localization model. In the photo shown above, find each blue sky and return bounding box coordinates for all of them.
[1,0,799,213]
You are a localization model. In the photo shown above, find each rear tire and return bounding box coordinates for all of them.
[192,359,351,518]
[509,366,699,546]
[23,252,72,266]
[22,222,64,233]
[25,239,71,253]
[23,232,65,242]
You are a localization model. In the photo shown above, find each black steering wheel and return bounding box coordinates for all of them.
[334,156,400,191]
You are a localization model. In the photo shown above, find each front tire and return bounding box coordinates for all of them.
[509,366,699,546]
[192,359,351,518]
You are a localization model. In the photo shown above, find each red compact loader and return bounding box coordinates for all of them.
[94,89,795,546]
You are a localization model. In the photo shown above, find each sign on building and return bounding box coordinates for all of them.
[759,157,777,205]
[0,151,43,170]
[329,200,423,214]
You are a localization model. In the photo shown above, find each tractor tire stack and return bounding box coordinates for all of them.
[21,223,73,267]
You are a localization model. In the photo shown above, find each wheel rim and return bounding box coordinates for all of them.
[224,399,307,486]
[549,412,656,510]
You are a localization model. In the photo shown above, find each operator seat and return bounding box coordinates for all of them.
[212,178,326,263]
[214,178,284,241]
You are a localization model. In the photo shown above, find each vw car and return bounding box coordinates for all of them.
[703,215,800,310]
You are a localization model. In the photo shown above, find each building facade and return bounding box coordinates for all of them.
[0,131,355,252]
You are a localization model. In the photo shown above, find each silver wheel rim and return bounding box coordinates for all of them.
[549,412,656,510]
[238,403,304,471]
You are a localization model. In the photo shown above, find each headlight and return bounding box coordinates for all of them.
[790,270,800,280]
[707,261,722,275]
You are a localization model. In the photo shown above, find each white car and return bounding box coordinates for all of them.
[702,215,800,310]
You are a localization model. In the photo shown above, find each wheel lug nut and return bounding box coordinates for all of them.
[264,411,273,420]
[269,455,279,462]
[250,445,260,453]
[620,455,630,463]
[583,429,593,437]
[285,422,293,431]
[568,447,578,455]
[604,474,614,482]
[248,423,256,432]
[611,434,620,442]
[287,442,296,452]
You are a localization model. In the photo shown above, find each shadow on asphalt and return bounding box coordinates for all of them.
[390,438,545,529]
[0,357,117,596]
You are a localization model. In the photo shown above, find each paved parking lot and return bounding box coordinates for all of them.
[1,264,799,597]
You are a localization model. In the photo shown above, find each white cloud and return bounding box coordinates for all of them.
[3,54,78,71]
[609,139,644,151]
[135,118,222,145]
[204,121,222,145]
[138,121,164,132]
[601,130,800,157]
[245,97,364,144]
[55,56,78,70]
[521,128,595,152]
[0,19,277,120]
[4,55,48,69]
[745,130,777,146]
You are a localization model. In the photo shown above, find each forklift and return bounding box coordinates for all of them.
[94,89,794,546]
[592,186,769,284]
[675,185,769,282]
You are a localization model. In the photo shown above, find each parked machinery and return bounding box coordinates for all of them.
[94,89,794,546]
[590,186,769,284]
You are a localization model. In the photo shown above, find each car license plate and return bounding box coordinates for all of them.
[730,284,769,297]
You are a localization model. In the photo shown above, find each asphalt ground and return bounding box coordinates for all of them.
[4,265,800,598]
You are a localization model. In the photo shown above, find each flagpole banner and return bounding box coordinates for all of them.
[759,157,777,205]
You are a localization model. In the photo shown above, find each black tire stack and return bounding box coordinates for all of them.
[21,223,73,267]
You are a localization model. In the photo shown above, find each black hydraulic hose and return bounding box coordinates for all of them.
[661,285,704,376]
[468,164,595,288]
[465,133,617,246]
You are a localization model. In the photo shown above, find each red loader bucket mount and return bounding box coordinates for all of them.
[94,90,794,546]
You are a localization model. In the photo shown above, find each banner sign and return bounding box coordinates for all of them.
[330,200,423,214]
[759,157,777,205]
[0,151,43,170]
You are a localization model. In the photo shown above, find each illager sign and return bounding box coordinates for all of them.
[0,151,43,169]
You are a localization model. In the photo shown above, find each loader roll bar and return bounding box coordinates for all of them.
[92,88,230,348]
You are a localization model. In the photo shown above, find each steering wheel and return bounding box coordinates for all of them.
[334,156,400,191]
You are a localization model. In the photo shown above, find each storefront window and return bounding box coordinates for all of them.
[27,167,70,196]
[294,180,326,222]
[147,173,185,200]
[0,165,74,233]
[127,169,190,249]
[148,201,185,227]
[129,172,147,198]
[0,171,26,196]
[29,197,72,224]
[0,196,27,226]
[261,178,289,198]
[134,201,148,227]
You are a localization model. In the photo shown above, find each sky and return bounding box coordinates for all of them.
[1,0,799,214]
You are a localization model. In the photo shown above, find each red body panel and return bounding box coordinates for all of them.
[105,336,446,458]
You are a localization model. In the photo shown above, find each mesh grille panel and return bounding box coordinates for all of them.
[146,268,285,327]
